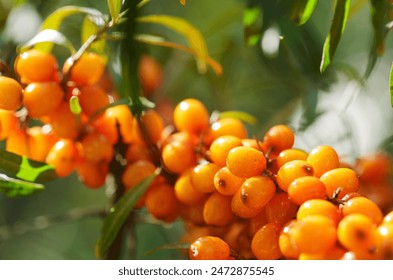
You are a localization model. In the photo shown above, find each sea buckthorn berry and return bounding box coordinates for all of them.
[180,198,207,225]
[15,49,58,83]
[374,223,393,259]
[355,152,391,184]
[78,85,109,117]
[189,236,230,260]
[48,101,79,139]
[251,222,282,260]
[174,170,206,205]
[132,109,165,145]
[291,215,337,254]
[209,135,243,167]
[76,160,108,189]
[27,125,58,162]
[46,139,78,177]
[162,139,196,174]
[383,211,393,225]
[297,199,341,226]
[231,191,263,219]
[138,55,163,95]
[249,210,268,236]
[125,142,153,164]
[298,245,346,260]
[191,162,220,193]
[241,138,264,150]
[226,146,266,178]
[0,109,18,140]
[263,124,295,153]
[358,182,393,212]
[173,98,209,135]
[279,220,300,259]
[265,193,298,225]
[341,196,383,225]
[6,128,29,157]
[214,166,245,196]
[276,148,308,169]
[287,176,327,205]
[0,76,23,111]
[319,168,360,199]
[203,192,235,226]
[337,213,376,254]
[206,117,248,144]
[239,175,276,210]
[23,82,64,118]
[80,132,114,164]
[276,160,314,192]
[145,183,179,223]
[64,52,105,86]
[122,160,156,192]
[93,104,133,144]
[307,145,340,177]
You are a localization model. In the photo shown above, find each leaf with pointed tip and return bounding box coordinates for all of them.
[95,170,158,259]
[320,0,351,73]
[390,63,393,107]
[0,149,57,183]
[18,29,75,54]
[290,0,318,25]
[81,15,107,58]
[107,0,123,21]
[137,15,218,75]
[0,173,44,197]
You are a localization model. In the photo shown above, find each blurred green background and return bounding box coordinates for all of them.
[0,0,392,259]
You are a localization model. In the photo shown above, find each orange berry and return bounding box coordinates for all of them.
[65,52,105,86]
[48,101,79,139]
[231,190,263,219]
[287,176,327,205]
[5,128,29,157]
[207,117,248,143]
[76,160,108,189]
[15,49,58,83]
[214,166,245,196]
[132,109,164,145]
[0,76,23,111]
[122,160,156,192]
[320,168,360,199]
[209,135,243,167]
[251,222,282,260]
[27,125,58,162]
[279,220,300,259]
[374,223,393,259]
[341,196,383,225]
[125,142,153,163]
[0,109,18,140]
[78,85,109,117]
[355,152,391,184]
[265,193,298,226]
[276,160,314,192]
[226,146,266,178]
[189,236,230,260]
[173,98,210,135]
[46,139,78,177]
[80,132,114,164]
[297,199,341,226]
[162,139,196,174]
[276,148,308,169]
[191,162,220,193]
[174,170,206,205]
[239,175,276,210]
[23,82,64,118]
[307,145,340,177]
[145,183,179,223]
[263,124,295,153]
[203,192,235,226]
[138,55,163,95]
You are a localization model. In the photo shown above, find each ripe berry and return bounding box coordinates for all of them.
[226,146,266,178]
[0,76,23,111]
[189,236,230,260]
[173,98,210,135]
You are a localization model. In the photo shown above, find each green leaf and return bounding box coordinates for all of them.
[290,0,318,25]
[69,96,82,115]
[144,242,190,256]
[390,63,393,107]
[137,15,216,74]
[17,29,75,54]
[39,5,106,53]
[0,149,57,183]
[0,173,44,197]
[320,0,351,73]
[81,15,107,57]
[364,0,392,78]
[107,0,123,21]
[219,110,258,125]
[243,6,263,46]
[95,170,158,259]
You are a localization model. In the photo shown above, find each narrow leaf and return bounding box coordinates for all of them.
[364,0,392,78]
[0,149,57,183]
[95,170,158,259]
[320,0,351,73]
[39,5,106,52]
[17,29,75,54]
[219,110,258,125]
[290,0,319,25]
[81,15,107,57]
[389,63,393,107]
[135,34,223,76]
[107,0,122,21]
[0,174,44,197]
[137,15,214,74]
